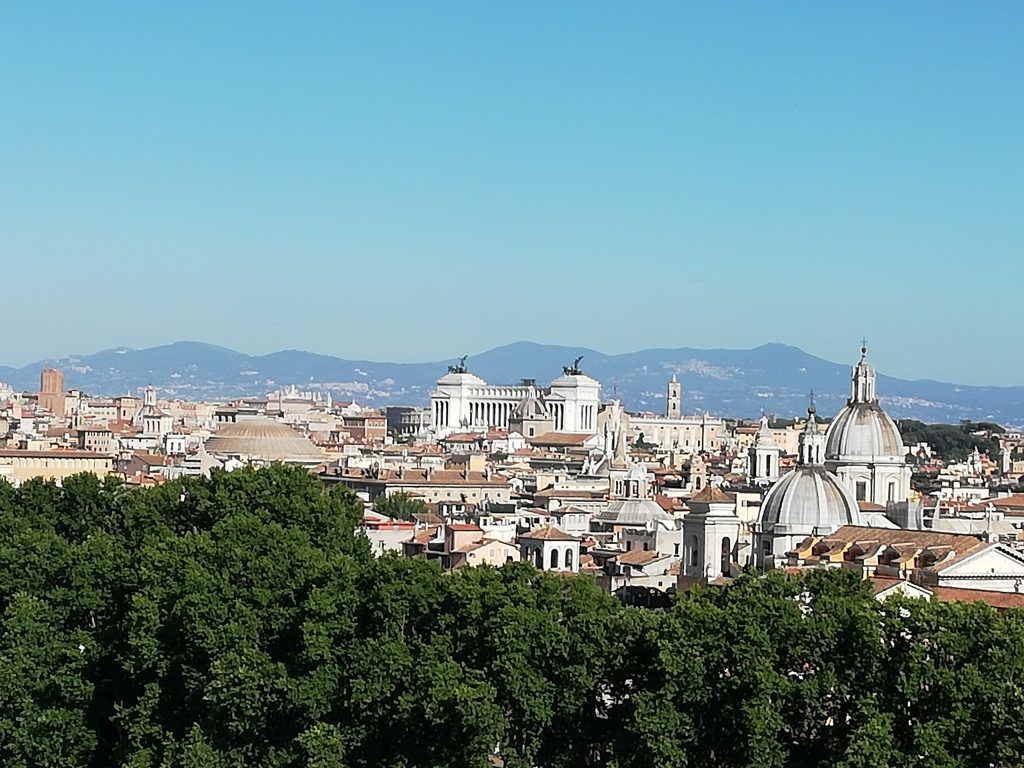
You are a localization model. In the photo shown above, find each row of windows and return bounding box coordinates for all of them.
[686,535,732,577]
[527,547,575,570]
[853,479,898,502]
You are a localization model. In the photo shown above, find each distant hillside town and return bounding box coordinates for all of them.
[4,344,1024,610]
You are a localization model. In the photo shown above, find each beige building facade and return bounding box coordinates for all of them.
[0,450,113,485]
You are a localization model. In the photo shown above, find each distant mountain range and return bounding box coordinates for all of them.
[3,340,1024,424]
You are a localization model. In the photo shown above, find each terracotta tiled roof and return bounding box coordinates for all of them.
[654,493,685,512]
[133,451,170,467]
[869,576,934,596]
[455,537,512,554]
[521,523,578,541]
[858,501,886,512]
[931,586,1024,609]
[829,525,984,553]
[979,494,1024,512]
[617,549,665,567]
[527,432,592,446]
[689,485,733,503]
[410,528,439,545]
[556,505,591,514]
[447,523,482,532]
[797,525,991,573]
[533,488,604,499]
[442,432,485,443]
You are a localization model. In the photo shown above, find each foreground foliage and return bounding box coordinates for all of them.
[1,466,1023,767]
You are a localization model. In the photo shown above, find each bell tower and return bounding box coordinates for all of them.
[799,397,826,467]
[749,413,782,486]
[666,375,681,420]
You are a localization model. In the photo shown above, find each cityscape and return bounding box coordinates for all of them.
[4,343,1023,598]
[3,2,1023,766]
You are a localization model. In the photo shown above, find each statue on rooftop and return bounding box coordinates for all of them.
[448,355,469,374]
[562,355,584,376]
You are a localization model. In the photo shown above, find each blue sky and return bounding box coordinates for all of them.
[1,2,1021,384]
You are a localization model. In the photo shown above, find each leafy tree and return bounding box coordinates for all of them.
[898,419,1002,462]
[0,593,95,768]
[374,492,430,521]
[3,467,1024,767]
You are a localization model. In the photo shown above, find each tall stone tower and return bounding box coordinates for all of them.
[666,375,682,420]
[38,367,66,417]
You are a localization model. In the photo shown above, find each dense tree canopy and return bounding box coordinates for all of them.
[898,419,1002,462]
[2,466,1024,767]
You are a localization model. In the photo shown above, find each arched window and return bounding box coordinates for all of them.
[689,535,699,566]
[534,548,542,568]
[765,454,772,476]
[887,481,896,502]
[565,548,574,571]
[695,476,703,490]
[550,548,560,570]
[720,537,732,576]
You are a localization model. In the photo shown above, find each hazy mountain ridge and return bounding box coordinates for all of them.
[2,340,1023,424]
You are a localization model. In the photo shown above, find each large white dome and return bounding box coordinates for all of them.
[824,346,906,462]
[205,418,325,462]
[758,466,862,536]
[825,402,905,460]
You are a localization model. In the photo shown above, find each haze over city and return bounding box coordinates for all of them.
[2,3,1021,384]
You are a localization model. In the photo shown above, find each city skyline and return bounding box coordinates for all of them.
[5,4,1024,761]
[2,3,1021,383]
